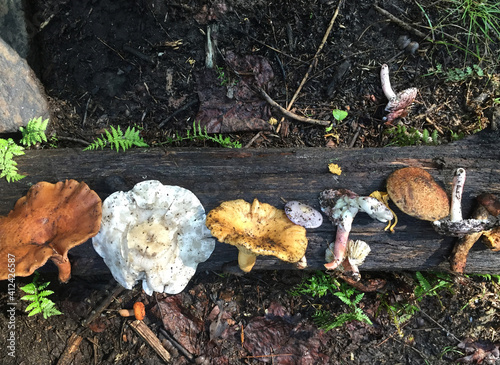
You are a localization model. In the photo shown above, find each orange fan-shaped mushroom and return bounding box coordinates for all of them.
[0,180,102,282]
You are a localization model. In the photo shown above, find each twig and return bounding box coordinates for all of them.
[123,44,154,65]
[348,127,361,148]
[81,284,126,327]
[284,0,344,116]
[258,87,330,126]
[129,320,171,363]
[82,97,91,126]
[243,354,293,359]
[373,4,431,42]
[56,332,83,365]
[244,132,261,148]
[158,328,195,362]
[56,136,91,146]
[419,310,461,342]
[158,98,198,128]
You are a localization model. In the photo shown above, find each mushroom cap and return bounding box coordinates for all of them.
[433,218,491,237]
[92,180,215,295]
[386,167,450,221]
[477,193,500,217]
[284,201,323,228]
[385,88,418,113]
[483,227,500,251]
[319,189,360,226]
[133,302,146,320]
[0,180,102,282]
[205,198,308,271]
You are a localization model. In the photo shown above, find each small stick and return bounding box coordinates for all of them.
[158,98,198,128]
[243,354,293,359]
[283,0,344,117]
[373,4,431,41]
[158,328,195,362]
[82,285,125,327]
[258,88,330,126]
[129,320,171,363]
[56,332,83,365]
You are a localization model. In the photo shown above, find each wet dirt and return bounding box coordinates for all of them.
[1,0,499,364]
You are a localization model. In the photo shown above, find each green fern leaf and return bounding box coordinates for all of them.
[27,307,42,317]
[38,290,54,298]
[21,294,38,302]
[0,138,26,182]
[19,117,49,147]
[20,282,36,294]
[25,301,39,313]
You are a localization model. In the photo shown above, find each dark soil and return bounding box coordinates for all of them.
[1,0,500,364]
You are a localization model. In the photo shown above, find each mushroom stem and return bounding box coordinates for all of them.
[324,215,353,270]
[380,64,396,100]
[237,248,258,273]
[51,255,72,283]
[450,168,466,222]
[450,204,489,273]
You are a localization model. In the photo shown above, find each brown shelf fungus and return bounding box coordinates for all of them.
[433,168,492,236]
[319,189,392,271]
[0,180,102,283]
[92,180,215,295]
[380,64,418,124]
[205,198,308,272]
[386,167,450,221]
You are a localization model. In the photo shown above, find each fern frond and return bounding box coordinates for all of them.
[20,283,36,295]
[19,117,49,147]
[84,125,148,152]
[0,138,25,182]
[27,307,42,317]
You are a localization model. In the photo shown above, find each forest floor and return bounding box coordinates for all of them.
[1,0,500,364]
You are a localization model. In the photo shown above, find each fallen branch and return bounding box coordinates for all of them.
[129,320,172,363]
[258,87,330,126]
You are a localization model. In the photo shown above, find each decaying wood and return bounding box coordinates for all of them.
[0,130,499,275]
[129,320,171,363]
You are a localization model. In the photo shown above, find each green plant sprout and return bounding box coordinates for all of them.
[19,117,49,147]
[162,121,242,148]
[0,138,25,182]
[290,271,372,330]
[0,116,51,182]
[84,125,148,152]
[326,109,348,133]
[20,272,62,319]
[385,125,439,146]
[380,272,454,337]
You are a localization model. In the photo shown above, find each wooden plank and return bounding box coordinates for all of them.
[1,129,499,275]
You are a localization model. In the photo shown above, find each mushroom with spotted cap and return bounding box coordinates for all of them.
[319,189,393,271]
[92,180,215,295]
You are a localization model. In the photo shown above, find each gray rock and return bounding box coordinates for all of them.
[0,0,28,58]
[0,36,50,133]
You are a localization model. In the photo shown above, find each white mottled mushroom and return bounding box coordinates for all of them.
[432,168,492,236]
[380,64,418,124]
[284,201,323,228]
[319,189,393,271]
[92,180,215,295]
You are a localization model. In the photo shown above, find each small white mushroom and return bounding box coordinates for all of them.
[433,168,493,236]
[284,201,323,228]
[92,180,215,295]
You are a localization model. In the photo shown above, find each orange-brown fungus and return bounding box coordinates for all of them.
[0,180,102,282]
[386,167,450,221]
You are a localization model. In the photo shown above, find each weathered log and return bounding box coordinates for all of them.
[1,129,499,275]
